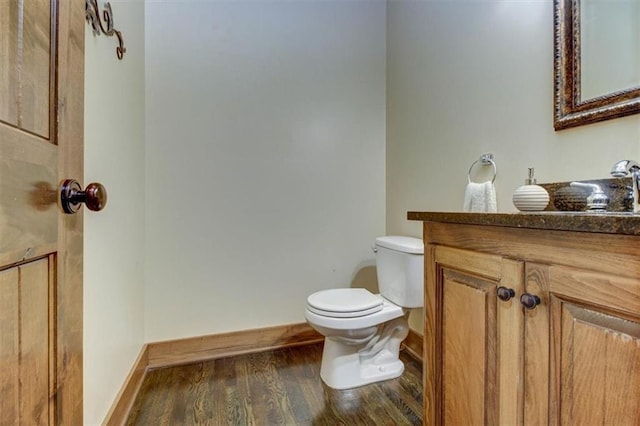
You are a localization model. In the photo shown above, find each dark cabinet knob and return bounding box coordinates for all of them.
[497,286,515,301]
[520,293,541,310]
[60,179,107,214]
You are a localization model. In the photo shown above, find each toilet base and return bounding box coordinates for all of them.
[319,316,408,390]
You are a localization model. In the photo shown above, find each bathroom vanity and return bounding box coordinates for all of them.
[408,212,640,425]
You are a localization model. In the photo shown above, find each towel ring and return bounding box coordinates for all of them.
[468,154,497,183]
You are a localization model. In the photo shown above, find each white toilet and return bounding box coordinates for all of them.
[305,236,424,390]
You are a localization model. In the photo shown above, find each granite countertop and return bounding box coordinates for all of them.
[407,211,640,236]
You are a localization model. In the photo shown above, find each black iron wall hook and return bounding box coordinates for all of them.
[85,0,126,60]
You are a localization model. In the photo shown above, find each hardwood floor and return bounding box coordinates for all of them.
[126,342,422,425]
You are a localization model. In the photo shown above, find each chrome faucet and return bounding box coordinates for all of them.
[570,182,609,210]
[610,160,640,212]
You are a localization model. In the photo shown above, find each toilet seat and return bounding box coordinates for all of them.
[305,298,404,330]
[307,288,383,318]
[307,304,383,318]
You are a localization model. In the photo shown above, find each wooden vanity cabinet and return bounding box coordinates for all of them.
[422,222,640,426]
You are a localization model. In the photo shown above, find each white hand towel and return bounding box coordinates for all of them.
[463,181,497,213]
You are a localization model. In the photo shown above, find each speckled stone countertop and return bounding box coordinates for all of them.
[407,211,640,236]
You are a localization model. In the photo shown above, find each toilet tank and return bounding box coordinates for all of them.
[375,236,424,308]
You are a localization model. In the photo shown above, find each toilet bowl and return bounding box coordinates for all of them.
[305,236,424,390]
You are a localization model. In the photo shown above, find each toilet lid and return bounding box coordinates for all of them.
[307,288,383,318]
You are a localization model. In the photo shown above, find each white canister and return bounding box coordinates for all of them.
[512,168,549,211]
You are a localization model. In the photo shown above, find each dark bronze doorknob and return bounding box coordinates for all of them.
[60,179,107,214]
[497,286,516,301]
[520,293,541,310]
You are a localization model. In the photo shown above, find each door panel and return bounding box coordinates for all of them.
[0,258,54,424]
[0,129,57,266]
[20,0,52,138]
[523,263,550,425]
[549,264,640,425]
[0,1,18,127]
[427,245,524,425]
[1,0,84,423]
[19,258,54,425]
[0,0,52,138]
[558,302,640,425]
[497,259,525,426]
[441,268,498,426]
[0,267,20,420]
[526,263,640,425]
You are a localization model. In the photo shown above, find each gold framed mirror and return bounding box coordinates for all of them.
[554,0,640,130]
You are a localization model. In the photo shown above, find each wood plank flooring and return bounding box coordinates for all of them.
[126,342,423,425]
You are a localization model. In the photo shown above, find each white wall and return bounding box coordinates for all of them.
[386,0,640,331]
[144,1,387,341]
[83,1,145,424]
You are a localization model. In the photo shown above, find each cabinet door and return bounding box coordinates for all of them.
[426,245,524,426]
[525,263,640,425]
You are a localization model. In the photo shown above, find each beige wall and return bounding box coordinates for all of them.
[144,1,387,342]
[83,1,145,424]
[386,0,640,331]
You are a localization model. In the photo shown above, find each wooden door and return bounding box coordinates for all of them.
[525,263,640,425]
[0,0,84,424]
[425,244,524,425]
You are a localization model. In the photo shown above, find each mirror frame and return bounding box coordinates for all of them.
[554,0,640,130]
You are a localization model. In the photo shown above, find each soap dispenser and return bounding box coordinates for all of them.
[512,168,550,211]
